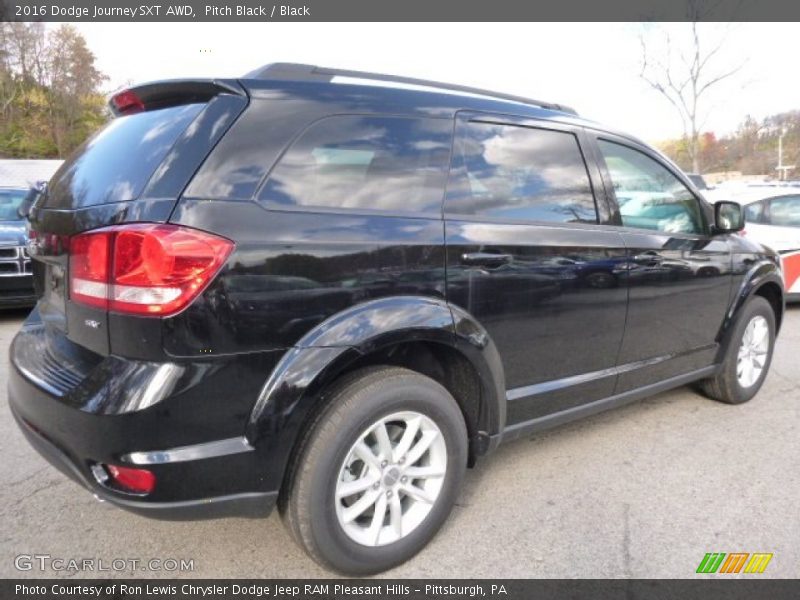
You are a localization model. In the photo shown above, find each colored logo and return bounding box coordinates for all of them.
[696,552,773,574]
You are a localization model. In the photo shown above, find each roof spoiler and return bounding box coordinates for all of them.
[108,79,245,116]
[243,63,578,116]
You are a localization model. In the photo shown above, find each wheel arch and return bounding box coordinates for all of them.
[246,296,506,495]
[717,262,784,362]
[753,281,783,333]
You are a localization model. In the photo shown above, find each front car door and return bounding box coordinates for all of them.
[591,134,733,392]
[443,113,629,426]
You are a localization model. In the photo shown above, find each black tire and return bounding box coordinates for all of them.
[585,271,616,289]
[281,366,468,575]
[698,296,776,404]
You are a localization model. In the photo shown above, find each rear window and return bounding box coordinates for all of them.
[258,115,452,214]
[45,104,204,209]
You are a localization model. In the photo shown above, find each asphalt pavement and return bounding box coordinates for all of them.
[1,306,798,578]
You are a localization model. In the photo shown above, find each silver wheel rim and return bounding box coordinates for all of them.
[335,411,447,547]
[737,315,770,388]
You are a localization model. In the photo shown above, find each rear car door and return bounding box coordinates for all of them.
[444,113,629,425]
[591,134,733,392]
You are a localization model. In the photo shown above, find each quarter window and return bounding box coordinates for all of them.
[258,116,452,213]
[598,140,703,234]
[769,196,800,227]
[445,122,598,223]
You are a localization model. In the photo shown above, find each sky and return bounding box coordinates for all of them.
[70,22,799,143]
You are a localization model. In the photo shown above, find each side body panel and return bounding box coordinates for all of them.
[445,219,628,424]
[612,230,732,391]
[168,201,447,356]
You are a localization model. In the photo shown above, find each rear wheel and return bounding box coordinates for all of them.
[699,296,776,404]
[281,367,468,575]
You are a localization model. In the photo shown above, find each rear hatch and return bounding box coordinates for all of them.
[28,80,247,356]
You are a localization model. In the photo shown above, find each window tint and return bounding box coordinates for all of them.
[744,201,764,223]
[0,189,27,221]
[769,196,800,227]
[445,122,597,223]
[598,140,703,234]
[258,116,451,213]
[45,104,204,209]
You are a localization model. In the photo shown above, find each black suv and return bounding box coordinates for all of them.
[8,64,784,574]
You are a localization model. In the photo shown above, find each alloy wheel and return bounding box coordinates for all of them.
[736,315,770,388]
[334,411,447,547]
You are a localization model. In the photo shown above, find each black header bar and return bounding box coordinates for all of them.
[3,0,800,22]
[5,579,800,600]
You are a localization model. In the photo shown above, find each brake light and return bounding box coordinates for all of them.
[105,464,156,494]
[69,224,233,316]
[110,90,145,115]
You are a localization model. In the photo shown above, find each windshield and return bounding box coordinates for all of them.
[0,189,27,221]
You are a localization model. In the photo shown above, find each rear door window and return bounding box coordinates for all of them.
[768,195,800,227]
[258,115,452,215]
[444,121,598,224]
[45,104,204,209]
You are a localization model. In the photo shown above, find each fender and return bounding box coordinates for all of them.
[244,296,506,490]
[715,255,784,362]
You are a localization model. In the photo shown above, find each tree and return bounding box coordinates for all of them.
[638,8,745,173]
[0,23,107,158]
[656,110,800,178]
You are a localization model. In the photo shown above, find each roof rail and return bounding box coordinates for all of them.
[243,63,578,116]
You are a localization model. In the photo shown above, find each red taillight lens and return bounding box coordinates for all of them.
[69,224,233,316]
[70,231,112,309]
[106,464,156,494]
[110,90,145,115]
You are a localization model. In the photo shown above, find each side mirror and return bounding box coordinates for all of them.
[714,201,744,233]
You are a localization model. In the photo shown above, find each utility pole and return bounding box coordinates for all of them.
[776,127,795,181]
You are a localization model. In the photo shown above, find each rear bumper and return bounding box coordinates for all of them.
[10,404,276,520]
[7,312,284,520]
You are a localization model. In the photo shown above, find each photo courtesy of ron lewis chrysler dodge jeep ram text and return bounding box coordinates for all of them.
[8,64,784,574]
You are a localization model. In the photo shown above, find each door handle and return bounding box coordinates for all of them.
[461,252,513,267]
[632,253,663,265]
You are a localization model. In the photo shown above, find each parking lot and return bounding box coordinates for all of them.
[1,306,798,579]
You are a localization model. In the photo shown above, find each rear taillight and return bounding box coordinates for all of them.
[70,231,112,309]
[69,224,233,316]
[110,90,145,115]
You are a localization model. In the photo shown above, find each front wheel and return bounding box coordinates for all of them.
[281,367,468,575]
[699,296,776,404]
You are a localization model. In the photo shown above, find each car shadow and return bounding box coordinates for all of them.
[0,307,32,322]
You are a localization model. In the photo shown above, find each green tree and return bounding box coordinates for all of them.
[0,23,108,158]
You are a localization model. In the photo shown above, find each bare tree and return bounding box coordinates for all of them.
[639,8,745,173]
